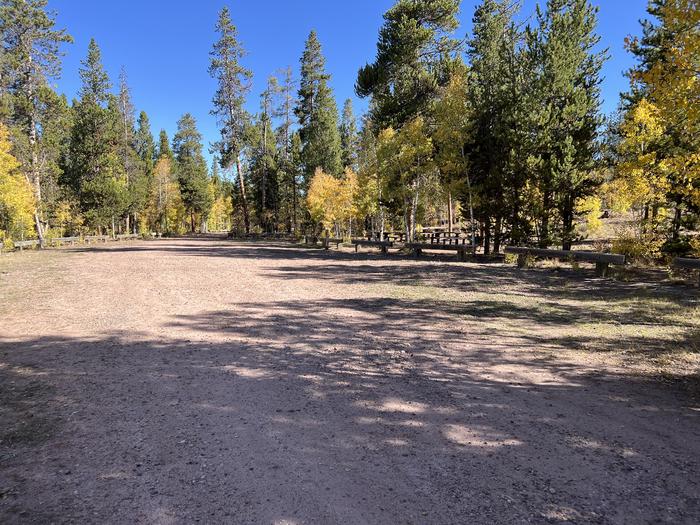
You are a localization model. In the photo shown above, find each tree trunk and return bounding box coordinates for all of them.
[672,204,682,240]
[562,198,574,251]
[404,199,411,243]
[410,190,419,242]
[493,215,502,253]
[460,150,476,249]
[236,155,250,234]
[28,107,45,244]
[483,217,491,255]
[540,189,551,248]
[447,191,453,234]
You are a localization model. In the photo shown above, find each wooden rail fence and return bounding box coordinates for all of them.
[1,233,140,253]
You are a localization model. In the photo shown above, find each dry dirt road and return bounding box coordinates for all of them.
[0,237,698,524]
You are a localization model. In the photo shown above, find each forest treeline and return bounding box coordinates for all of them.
[0,0,698,257]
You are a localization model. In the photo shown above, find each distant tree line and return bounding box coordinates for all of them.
[1,0,698,258]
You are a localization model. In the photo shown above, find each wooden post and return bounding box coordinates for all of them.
[517,254,527,268]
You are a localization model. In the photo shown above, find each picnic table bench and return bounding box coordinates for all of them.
[352,239,393,254]
[48,236,81,246]
[406,242,475,262]
[322,237,343,250]
[116,233,139,241]
[84,235,109,243]
[505,246,626,277]
[13,240,41,251]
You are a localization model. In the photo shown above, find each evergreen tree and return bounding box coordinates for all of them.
[274,66,300,232]
[0,0,72,241]
[66,39,127,234]
[157,128,172,159]
[173,113,212,232]
[209,6,252,233]
[131,110,155,232]
[356,0,461,130]
[251,77,279,231]
[339,98,358,171]
[116,69,141,232]
[295,30,342,182]
[150,129,180,233]
[527,0,606,249]
[464,0,526,252]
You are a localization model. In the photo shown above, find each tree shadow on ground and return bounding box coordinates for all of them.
[2,293,699,522]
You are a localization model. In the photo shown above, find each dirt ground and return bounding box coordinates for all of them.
[0,237,698,524]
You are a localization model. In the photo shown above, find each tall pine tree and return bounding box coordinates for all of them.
[527,0,606,249]
[173,113,212,233]
[339,98,358,171]
[0,0,72,241]
[209,6,252,234]
[295,31,342,183]
[356,0,461,130]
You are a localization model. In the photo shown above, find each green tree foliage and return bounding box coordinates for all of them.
[209,6,252,233]
[249,77,279,231]
[295,30,342,182]
[65,39,127,233]
[356,0,461,130]
[619,0,700,245]
[0,122,35,239]
[376,117,434,241]
[131,110,155,232]
[339,98,358,171]
[0,0,72,240]
[463,0,526,252]
[274,67,301,233]
[173,113,212,232]
[526,0,606,249]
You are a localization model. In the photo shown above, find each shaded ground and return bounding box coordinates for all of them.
[0,238,698,524]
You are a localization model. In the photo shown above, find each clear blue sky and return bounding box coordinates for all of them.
[51,0,651,166]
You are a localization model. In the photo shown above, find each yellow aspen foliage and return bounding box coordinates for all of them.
[0,124,36,239]
[207,185,233,232]
[307,167,358,233]
[616,98,669,212]
[576,195,603,236]
[636,0,700,208]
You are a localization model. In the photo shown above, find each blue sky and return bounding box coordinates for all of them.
[51,0,651,165]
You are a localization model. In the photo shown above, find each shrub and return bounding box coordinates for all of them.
[612,229,664,264]
[661,237,692,257]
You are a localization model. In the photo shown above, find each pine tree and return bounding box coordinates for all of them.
[173,113,212,232]
[252,76,278,230]
[356,0,461,130]
[0,0,72,241]
[131,111,155,232]
[116,68,141,232]
[150,129,180,233]
[209,6,252,234]
[275,66,299,232]
[66,39,127,234]
[157,129,172,159]
[295,30,342,182]
[464,0,526,253]
[339,98,358,171]
[527,0,606,249]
